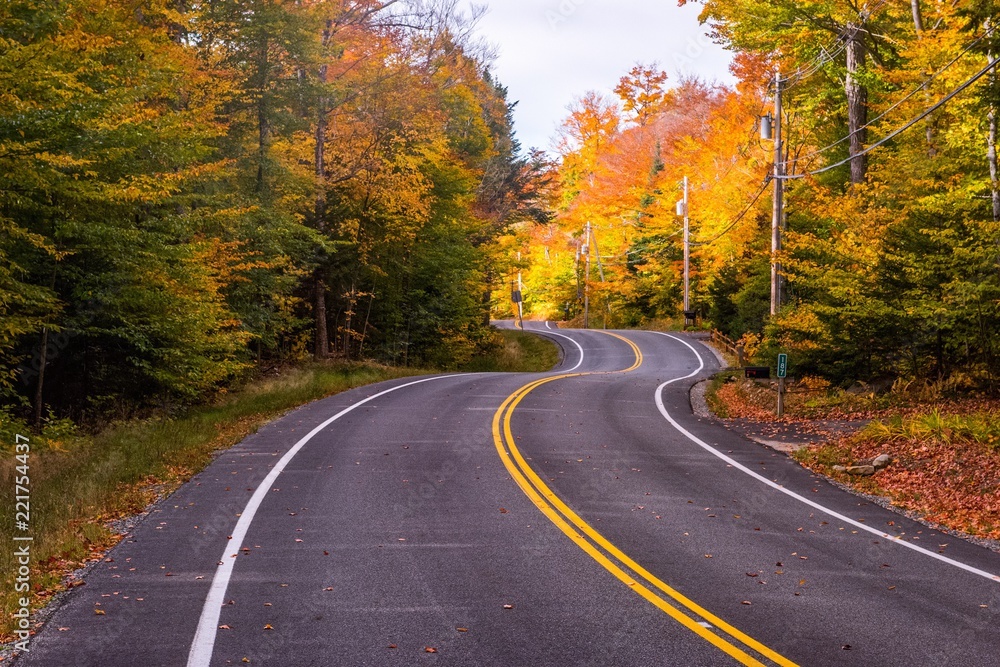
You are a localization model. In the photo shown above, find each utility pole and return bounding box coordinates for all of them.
[516,251,524,329]
[682,175,691,313]
[583,228,589,330]
[770,69,784,317]
[591,225,607,328]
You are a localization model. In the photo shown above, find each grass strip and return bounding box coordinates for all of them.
[0,362,425,641]
[460,329,561,373]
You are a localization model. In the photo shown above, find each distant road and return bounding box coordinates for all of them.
[19,323,1000,666]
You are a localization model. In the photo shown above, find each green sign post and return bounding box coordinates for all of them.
[776,353,788,417]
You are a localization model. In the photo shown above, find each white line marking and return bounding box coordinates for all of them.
[186,375,469,667]
[534,329,585,372]
[651,332,1000,584]
[545,321,553,330]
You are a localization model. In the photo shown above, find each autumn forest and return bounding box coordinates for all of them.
[514,0,1000,392]
[3,0,1000,430]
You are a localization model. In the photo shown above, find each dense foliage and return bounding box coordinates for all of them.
[514,0,1000,391]
[0,0,545,424]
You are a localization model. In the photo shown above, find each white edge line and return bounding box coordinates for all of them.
[651,331,1000,584]
[186,374,470,667]
[545,321,553,330]
[535,329,585,372]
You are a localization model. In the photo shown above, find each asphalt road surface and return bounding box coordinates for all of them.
[17,324,1000,666]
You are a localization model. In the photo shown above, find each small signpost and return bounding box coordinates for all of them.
[776,353,788,417]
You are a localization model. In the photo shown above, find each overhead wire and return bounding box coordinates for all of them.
[681,2,890,247]
[699,16,998,242]
[780,54,1000,180]
[691,178,772,246]
[794,24,998,164]
[781,0,890,90]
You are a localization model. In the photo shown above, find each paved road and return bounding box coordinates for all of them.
[18,324,1000,666]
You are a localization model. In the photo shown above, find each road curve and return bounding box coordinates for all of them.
[17,324,1000,666]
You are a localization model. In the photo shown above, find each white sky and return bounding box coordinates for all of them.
[465,0,736,154]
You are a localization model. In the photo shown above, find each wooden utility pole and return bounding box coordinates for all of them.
[583,222,592,329]
[591,226,608,328]
[682,175,691,313]
[771,70,784,317]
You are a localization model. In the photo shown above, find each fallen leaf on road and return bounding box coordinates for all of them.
[457,628,468,633]
[503,604,514,610]
[741,600,752,605]
[425,647,438,653]
[219,625,231,630]
[94,610,105,615]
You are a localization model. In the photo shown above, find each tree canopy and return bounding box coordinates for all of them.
[513,1,999,390]
[0,0,545,425]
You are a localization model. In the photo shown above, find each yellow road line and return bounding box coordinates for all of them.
[492,331,798,667]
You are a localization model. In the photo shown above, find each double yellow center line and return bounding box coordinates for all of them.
[491,331,798,667]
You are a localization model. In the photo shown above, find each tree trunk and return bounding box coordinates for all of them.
[314,275,329,360]
[911,3,937,153]
[33,327,49,429]
[989,104,1000,222]
[343,283,356,358]
[845,22,869,185]
[312,20,333,361]
[911,0,923,34]
[481,269,493,327]
[256,41,270,195]
[989,37,1000,222]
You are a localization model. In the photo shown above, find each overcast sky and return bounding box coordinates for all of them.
[464,0,736,154]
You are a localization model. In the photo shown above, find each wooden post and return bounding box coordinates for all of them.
[777,377,785,418]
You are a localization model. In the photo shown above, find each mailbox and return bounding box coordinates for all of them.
[744,366,770,379]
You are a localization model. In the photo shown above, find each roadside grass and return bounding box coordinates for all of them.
[0,327,560,642]
[0,361,428,641]
[460,329,560,373]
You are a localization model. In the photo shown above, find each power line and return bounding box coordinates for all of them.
[794,25,998,164]
[691,178,772,246]
[782,0,890,90]
[780,54,1000,180]
[693,29,1000,256]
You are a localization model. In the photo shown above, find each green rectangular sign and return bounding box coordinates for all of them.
[777,353,788,379]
